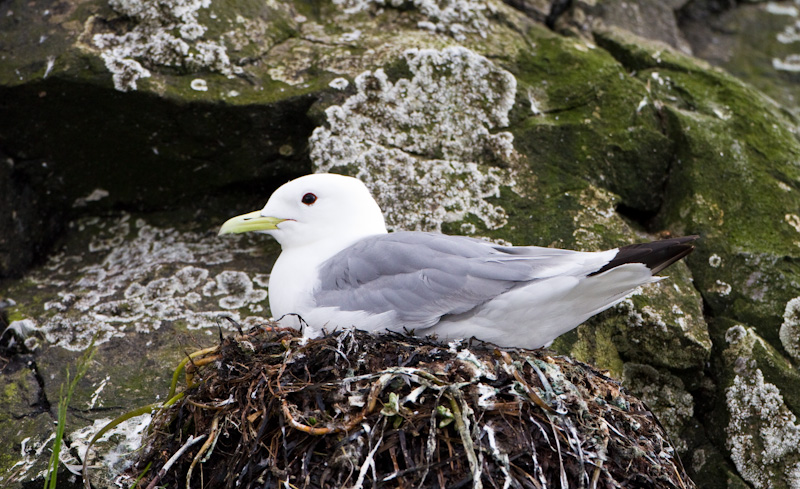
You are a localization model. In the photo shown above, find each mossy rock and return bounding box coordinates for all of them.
[714,320,800,489]
[680,2,800,121]
[599,29,800,338]
[3,0,800,487]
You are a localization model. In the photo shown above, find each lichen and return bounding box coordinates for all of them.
[615,294,667,332]
[786,214,800,234]
[12,214,269,351]
[724,324,800,489]
[710,280,733,297]
[622,364,694,452]
[770,3,800,73]
[91,0,241,91]
[310,46,518,233]
[780,296,800,362]
[570,185,626,250]
[69,414,153,474]
[3,432,55,485]
[333,0,494,41]
[203,270,267,310]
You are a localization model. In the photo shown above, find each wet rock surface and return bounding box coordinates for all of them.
[1,0,799,487]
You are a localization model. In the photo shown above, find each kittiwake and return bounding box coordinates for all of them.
[219,173,696,349]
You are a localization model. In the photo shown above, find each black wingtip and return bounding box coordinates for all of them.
[588,235,699,277]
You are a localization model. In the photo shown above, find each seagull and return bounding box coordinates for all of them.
[219,173,696,349]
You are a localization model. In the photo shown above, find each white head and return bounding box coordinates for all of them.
[219,173,388,250]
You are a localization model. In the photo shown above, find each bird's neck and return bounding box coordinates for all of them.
[268,232,382,318]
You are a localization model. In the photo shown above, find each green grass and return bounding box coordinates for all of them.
[43,337,97,489]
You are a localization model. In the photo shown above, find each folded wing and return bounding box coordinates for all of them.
[313,232,619,328]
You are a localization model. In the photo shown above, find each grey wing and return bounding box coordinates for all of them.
[313,232,609,328]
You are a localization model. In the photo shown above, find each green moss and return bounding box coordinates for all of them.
[2,287,51,326]
[485,184,585,248]
[511,35,676,215]
[681,6,800,120]
[584,27,800,341]
[655,103,800,334]
[5,308,26,324]
[3,382,20,405]
[569,322,625,378]
[594,26,713,75]
[0,366,53,484]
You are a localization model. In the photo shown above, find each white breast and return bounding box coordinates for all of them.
[268,249,321,319]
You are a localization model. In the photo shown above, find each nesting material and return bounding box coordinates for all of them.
[131,327,695,489]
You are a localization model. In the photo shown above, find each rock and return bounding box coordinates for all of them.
[0,153,64,278]
[562,261,709,374]
[0,354,52,482]
[622,363,695,452]
[781,297,800,363]
[310,46,519,233]
[1,0,799,487]
[553,0,693,54]
[719,322,800,489]
[0,0,319,277]
[679,0,800,119]
[583,25,800,335]
[0,206,281,487]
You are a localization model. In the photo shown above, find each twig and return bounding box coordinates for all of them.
[185,354,222,386]
[186,399,225,410]
[349,428,383,489]
[497,351,555,413]
[170,346,219,399]
[145,434,206,489]
[280,368,418,436]
[186,415,220,489]
[591,464,601,489]
[448,390,482,489]
[548,414,568,489]
[281,398,340,435]
[416,392,443,489]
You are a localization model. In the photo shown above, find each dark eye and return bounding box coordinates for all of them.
[301,193,317,205]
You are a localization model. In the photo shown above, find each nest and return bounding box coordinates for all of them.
[129,326,694,489]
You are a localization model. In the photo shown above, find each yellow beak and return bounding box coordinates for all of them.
[218,211,286,235]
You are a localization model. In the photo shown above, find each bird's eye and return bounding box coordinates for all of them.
[301,193,317,205]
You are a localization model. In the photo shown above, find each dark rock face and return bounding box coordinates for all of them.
[0,152,64,277]
[0,79,317,277]
[1,0,799,488]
